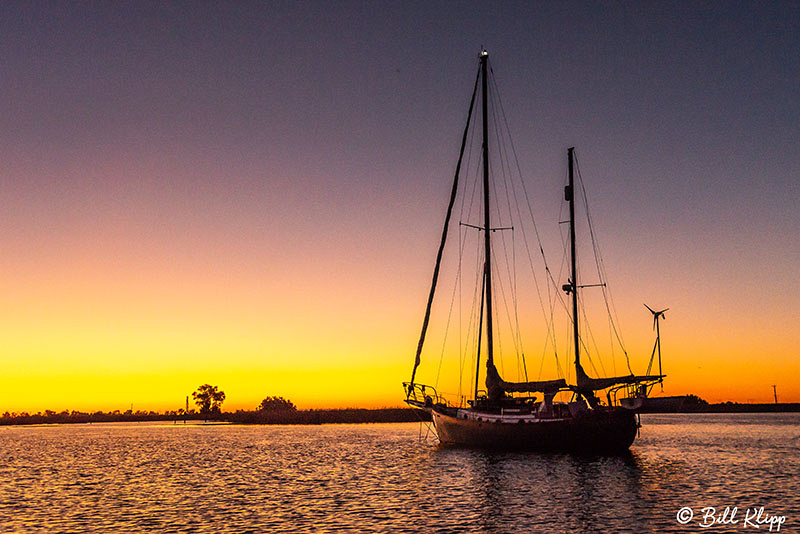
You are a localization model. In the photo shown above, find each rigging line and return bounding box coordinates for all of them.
[458,222,469,405]
[578,283,607,377]
[490,270,506,378]
[487,165,525,369]
[565,320,573,385]
[459,95,477,214]
[490,70,562,380]
[541,166,583,378]
[463,234,485,398]
[553,166,593,381]
[492,77,551,329]
[542,165,580,381]
[576,262,608,378]
[492,72,554,290]
[572,225,614,380]
[575,155,616,325]
[490,240,523,378]
[514,230,528,381]
[538,228,562,379]
[492,69,550,265]
[574,171,632,379]
[537,338,548,379]
[456,135,481,398]
[489,75,516,230]
[457,188,484,397]
[609,320,617,376]
[537,210,574,370]
[489,71,549,298]
[462,270,479,401]
[522,351,529,383]
[410,65,480,386]
[602,279,632,372]
[569,246,603,379]
[457,123,485,394]
[603,285,632,373]
[474,268,486,399]
[462,137,483,232]
[537,268,566,383]
[646,334,659,375]
[469,231,485,366]
[488,160,521,355]
[548,277,565,379]
[434,250,463,390]
[574,153,633,373]
[532,178,572,382]
[460,101,480,227]
[494,223,525,365]
[487,79,526,373]
[549,217,572,314]
[538,257,566,381]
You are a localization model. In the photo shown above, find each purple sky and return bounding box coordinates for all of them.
[4,2,796,239]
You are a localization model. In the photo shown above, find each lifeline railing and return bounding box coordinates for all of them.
[403,382,447,408]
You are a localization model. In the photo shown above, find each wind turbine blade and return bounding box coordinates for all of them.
[644,303,656,314]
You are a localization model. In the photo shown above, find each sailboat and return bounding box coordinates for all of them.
[403,51,664,452]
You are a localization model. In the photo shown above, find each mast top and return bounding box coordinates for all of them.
[480,49,488,58]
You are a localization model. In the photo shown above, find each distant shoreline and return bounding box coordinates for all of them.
[2,404,799,427]
[638,402,800,414]
[0,407,432,427]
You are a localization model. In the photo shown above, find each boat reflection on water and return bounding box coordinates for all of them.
[440,449,655,532]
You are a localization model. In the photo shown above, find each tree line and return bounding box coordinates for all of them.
[0,384,429,425]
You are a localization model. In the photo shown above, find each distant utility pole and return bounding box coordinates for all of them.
[772,385,778,404]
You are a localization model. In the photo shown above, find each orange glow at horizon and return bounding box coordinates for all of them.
[2,249,797,413]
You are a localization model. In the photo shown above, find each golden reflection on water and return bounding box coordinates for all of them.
[0,415,797,532]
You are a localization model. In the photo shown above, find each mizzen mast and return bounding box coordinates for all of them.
[565,147,581,383]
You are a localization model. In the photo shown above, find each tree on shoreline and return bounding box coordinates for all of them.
[192,384,226,415]
[258,396,296,412]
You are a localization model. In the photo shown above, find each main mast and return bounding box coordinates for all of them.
[481,51,496,390]
[566,147,580,379]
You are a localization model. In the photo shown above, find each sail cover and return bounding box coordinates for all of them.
[576,363,663,391]
[486,363,567,399]
[486,361,662,398]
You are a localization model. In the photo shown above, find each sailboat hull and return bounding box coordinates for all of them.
[430,407,638,453]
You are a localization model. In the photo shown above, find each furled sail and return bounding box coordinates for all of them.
[575,363,663,392]
[486,362,567,399]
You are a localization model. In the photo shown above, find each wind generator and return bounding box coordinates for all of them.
[645,304,669,390]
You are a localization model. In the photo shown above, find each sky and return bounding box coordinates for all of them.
[1,1,798,412]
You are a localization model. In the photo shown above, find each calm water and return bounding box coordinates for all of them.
[1,414,798,533]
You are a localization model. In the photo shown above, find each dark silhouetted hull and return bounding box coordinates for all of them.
[431,408,638,453]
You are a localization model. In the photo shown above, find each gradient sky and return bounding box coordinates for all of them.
[1,1,798,412]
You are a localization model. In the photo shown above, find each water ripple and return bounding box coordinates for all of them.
[0,415,798,532]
